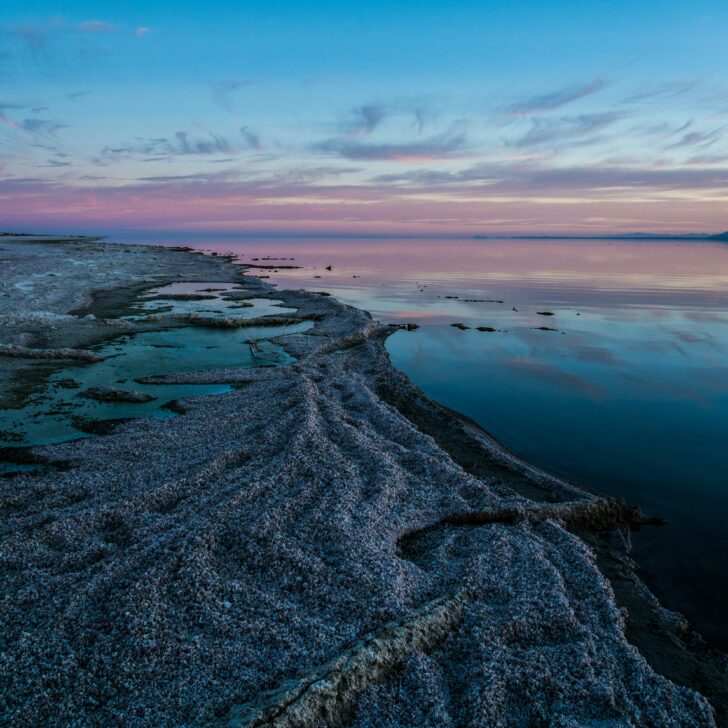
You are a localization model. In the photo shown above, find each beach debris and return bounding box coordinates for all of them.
[325,265,332,270]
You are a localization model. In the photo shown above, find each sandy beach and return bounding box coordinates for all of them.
[0,238,724,726]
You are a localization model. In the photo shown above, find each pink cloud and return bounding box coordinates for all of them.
[1,174,727,236]
[78,20,117,33]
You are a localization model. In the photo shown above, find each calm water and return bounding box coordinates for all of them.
[169,236,728,649]
[0,282,311,465]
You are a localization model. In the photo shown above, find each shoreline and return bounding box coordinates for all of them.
[0,237,724,726]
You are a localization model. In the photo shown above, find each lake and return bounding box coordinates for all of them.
[146,236,728,648]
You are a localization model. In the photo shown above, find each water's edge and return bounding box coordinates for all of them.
[1,237,725,724]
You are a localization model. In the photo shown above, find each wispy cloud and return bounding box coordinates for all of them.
[0,101,67,142]
[513,112,623,148]
[0,102,24,130]
[99,133,230,161]
[97,128,262,162]
[667,128,724,150]
[239,127,261,151]
[10,22,53,55]
[2,160,727,235]
[506,79,607,116]
[373,161,728,195]
[346,104,388,135]
[66,91,92,102]
[624,78,702,104]
[39,158,71,168]
[20,118,67,139]
[5,17,146,61]
[135,27,150,37]
[316,122,466,161]
[78,20,117,34]
[212,80,251,112]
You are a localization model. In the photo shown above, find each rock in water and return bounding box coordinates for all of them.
[81,386,157,403]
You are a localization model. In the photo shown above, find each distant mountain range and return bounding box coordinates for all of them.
[474,231,728,241]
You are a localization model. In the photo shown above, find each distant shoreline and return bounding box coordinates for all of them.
[474,232,728,241]
[2,231,727,243]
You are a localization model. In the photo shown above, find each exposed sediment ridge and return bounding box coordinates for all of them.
[0,344,104,361]
[0,238,719,726]
[222,589,471,728]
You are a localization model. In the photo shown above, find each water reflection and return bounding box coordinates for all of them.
[161,238,728,647]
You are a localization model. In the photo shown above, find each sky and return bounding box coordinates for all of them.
[1,0,727,238]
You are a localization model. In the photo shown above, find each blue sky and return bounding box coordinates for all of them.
[1,1,727,236]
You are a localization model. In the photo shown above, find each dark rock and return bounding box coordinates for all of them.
[245,264,302,270]
[537,311,555,316]
[450,323,470,330]
[476,326,496,332]
[80,387,157,403]
[56,379,81,389]
[149,293,217,301]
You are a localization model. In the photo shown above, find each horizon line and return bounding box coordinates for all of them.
[3,228,727,242]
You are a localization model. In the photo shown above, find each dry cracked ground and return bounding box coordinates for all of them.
[0,238,722,726]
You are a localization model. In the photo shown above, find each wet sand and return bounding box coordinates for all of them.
[0,238,724,726]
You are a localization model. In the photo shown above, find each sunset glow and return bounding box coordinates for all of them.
[1,1,727,237]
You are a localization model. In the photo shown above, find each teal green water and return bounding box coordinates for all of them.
[0,282,311,461]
